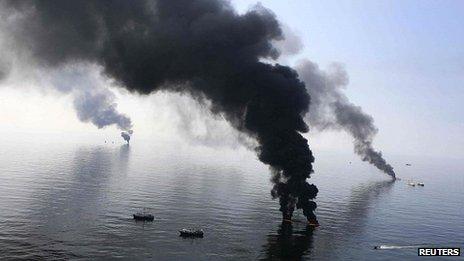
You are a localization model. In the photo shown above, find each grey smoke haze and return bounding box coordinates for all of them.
[169,92,257,148]
[0,27,12,82]
[0,64,8,81]
[297,60,395,177]
[272,25,304,57]
[0,57,11,82]
[73,88,132,130]
[50,66,133,131]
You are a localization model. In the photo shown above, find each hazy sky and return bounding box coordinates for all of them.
[1,0,463,159]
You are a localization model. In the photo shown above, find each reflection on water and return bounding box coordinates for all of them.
[118,144,131,174]
[341,180,395,234]
[259,223,314,260]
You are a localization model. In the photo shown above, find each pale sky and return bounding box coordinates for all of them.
[0,0,463,160]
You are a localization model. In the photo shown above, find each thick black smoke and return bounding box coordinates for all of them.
[1,0,318,221]
[297,60,395,178]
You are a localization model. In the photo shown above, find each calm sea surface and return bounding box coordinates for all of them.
[0,134,463,260]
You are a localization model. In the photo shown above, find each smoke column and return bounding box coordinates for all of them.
[1,0,319,222]
[49,66,133,136]
[296,60,395,178]
[72,83,132,132]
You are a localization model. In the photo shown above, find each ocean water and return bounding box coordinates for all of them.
[0,134,462,260]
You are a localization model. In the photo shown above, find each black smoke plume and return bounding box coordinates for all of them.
[260,223,314,260]
[296,60,395,178]
[1,0,318,221]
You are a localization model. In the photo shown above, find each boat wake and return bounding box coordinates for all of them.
[374,242,464,250]
[374,244,426,250]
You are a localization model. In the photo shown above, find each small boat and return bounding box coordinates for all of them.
[179,228,204,237]
[407,182,416,186]
[417,182,424,187]
[406,163,411,166]
[133,208,154,221]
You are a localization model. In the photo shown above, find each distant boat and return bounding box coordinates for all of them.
[133,208,154,221]
[405,163,411,166]
[179,228,204,237]
[417,182,424,187]
[407,182,416,187]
